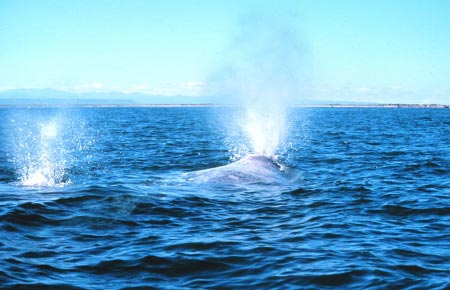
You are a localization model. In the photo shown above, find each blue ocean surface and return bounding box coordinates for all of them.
[0,107,450,289]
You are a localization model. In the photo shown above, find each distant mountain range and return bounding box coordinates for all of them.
[0,89,211,105]
[0,88,380,106]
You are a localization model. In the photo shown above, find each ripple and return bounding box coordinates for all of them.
[1,107,450,289]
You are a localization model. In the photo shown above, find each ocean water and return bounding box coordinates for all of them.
[0,107,449,289]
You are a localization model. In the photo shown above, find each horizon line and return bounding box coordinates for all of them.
[0,103,448,108]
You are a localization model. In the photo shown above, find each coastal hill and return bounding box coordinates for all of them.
[0,89,448,108]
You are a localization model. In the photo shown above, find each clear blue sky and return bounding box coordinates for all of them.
[1,0,449,103]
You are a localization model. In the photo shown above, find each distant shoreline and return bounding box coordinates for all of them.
[0,103,449,108]
[298,104,450,108]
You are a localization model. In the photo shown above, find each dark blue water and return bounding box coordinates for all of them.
[1,107,450,289]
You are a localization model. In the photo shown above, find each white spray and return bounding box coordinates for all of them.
[213,8,307,159]
[8,109,92,187]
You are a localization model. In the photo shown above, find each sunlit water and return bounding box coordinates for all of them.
[1,107,450,289]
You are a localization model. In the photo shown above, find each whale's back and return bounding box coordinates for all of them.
[184,155,288,184]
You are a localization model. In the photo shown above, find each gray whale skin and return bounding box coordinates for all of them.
[184,155,286,184]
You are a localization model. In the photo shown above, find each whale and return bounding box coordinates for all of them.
[183,155,291,185]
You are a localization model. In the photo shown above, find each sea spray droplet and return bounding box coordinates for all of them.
[40,121,58,138]
[15,118,69,187]
[211,9,306,160]
[243,108,287,157]
[7,108,93,187]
